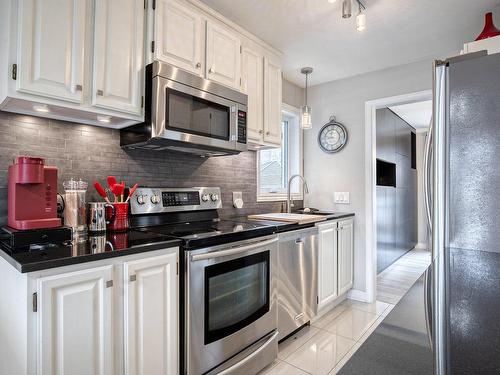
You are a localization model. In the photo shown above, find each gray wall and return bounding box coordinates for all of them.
[282,78,304,109]
[304,60,431,294]
[0,111,287,225]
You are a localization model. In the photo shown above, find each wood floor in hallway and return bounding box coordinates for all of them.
[377,248,431,305]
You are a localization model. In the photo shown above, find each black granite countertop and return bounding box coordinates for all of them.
[338,268,433,375]
[0,211,354,273]
[0,230,182,273]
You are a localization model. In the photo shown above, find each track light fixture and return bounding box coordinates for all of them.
[333,0,367,31]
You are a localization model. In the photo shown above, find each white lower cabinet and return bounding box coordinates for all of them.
[123,253,178,375]
[37,265,114,375]
[317,222,338,310]
[0,247,179,375]
[317,218,354,311]
[338,218,354,295]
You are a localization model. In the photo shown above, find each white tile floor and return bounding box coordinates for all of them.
[260,299,392,375]
[260,249,431,375]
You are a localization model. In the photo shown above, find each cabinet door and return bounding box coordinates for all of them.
[37,266,114,375]
[124,252,178,375]
[154,0,204,76]
[18,0,88,103]
[93,0,144,115]
[241,46,264,143]
[317,222,338,310]
[376,108,396,163]
[263,57,282,146]
[206,20,241,89]
[338,218,354,295]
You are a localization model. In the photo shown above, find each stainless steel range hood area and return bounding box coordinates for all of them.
[120,62,248,157]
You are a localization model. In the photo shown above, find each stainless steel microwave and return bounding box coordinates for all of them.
[121,61,248,156]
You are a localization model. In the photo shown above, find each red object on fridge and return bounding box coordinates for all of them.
[8,156,61,230]
[475,12,500,41]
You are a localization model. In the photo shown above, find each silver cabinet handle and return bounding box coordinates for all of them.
[196,62,201,69]
[266,131,270,135]
[97,89,104,96]
[191,237,277,261]
[295,238,303,244]
[209,67,214,74]
[259,130,263,134]
[75,84,82,91]
[217,330,279,375]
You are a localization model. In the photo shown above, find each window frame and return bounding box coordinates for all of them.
[256,104,304,202]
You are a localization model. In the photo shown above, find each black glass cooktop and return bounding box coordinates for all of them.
[138,219,278,249]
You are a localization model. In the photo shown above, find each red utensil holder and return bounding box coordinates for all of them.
[106,202,129,232]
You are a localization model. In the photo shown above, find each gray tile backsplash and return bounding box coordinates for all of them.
[0,111,295,225]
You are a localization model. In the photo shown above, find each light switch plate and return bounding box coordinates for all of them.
[334,192,350,204]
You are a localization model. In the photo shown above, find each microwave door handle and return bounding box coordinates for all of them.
[190,237,278,261]
[216,330,279,375]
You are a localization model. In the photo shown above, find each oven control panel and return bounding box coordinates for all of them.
[130,187,222,215]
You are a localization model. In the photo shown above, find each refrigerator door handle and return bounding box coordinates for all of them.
[423,267,433,350]
[423,118,433,234]
[432,60,448,375]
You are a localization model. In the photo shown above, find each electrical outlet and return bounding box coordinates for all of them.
[334,192,350,204]
[233,191,244,209]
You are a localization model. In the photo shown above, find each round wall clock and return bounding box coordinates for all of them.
[318,116,348,153]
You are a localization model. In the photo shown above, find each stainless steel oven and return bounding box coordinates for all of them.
[121,61,248,157]
[185,236,278,375]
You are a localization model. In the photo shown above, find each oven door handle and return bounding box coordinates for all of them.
[190,237,278,262]
[216,330,279,375]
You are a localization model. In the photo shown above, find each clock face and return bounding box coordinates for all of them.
[318,122,348,153]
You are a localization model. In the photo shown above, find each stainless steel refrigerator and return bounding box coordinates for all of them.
[427,50,500,374]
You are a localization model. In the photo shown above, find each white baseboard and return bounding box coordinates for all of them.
[347,289,371,303]
[415,242,428,250]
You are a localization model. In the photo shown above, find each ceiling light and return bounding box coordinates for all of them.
[33,104,49,113]
[356,12,366,31]
[300,67,313,130]
[342,0,352,18]
[328,0,338,3]
[97,115,112,123]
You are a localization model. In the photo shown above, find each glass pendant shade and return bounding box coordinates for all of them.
[300,105,312,129]
[356,12,366,31]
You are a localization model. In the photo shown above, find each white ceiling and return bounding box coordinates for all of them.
[389,100,432,129]
[199,0,500,86]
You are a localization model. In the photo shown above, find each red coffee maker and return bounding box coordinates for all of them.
[8,156,61,230]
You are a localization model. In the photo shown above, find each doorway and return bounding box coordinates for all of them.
[364,90,432,304]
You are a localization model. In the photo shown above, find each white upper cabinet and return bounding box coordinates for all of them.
[154,0,204,76]
[17,0,88,103]
[206,20,241,89]
[241,46,264,143]
[338,218,354,295]
[317,222,338,310]
[263,57,282,146]
[123,252,178,375]
[92,0,145,115]
[37,266,114,375]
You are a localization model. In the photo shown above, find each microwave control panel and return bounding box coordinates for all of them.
[237,110,247,144]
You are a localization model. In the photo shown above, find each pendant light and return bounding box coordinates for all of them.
[300,67,313,130]
[356,0,366,31]
[342,0,352,18]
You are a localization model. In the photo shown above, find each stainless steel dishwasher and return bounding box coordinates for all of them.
[277,226,318,341]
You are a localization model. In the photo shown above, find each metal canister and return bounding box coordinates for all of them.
[87,202,114,233]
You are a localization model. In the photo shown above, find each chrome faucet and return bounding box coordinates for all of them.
[287,174,309,213]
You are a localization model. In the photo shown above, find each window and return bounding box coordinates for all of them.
[257,105,303,201]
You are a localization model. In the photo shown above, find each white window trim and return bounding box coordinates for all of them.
[256,103,304,202]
